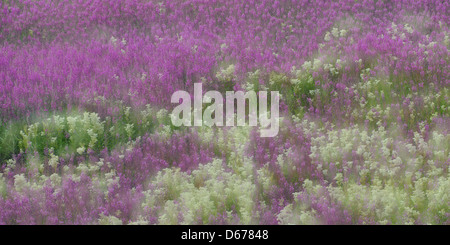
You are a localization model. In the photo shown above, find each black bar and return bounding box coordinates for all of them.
[1,225,446,243]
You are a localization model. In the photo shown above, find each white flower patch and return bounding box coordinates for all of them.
[98,214,123,225]
[48,152,59,170]
[142,158,257,225]
[14,174,28,192]
[216,64,236,82]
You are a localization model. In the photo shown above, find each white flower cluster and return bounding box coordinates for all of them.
[140,104,155,128]
[14,174,28,192]
[142,158,256,224]
[277,203,319,225]
[68,112,104,149]
[324,27,348,42]
[216,64,236,82]
[48,152,59,170]
[98,214,123,225]
[286,114,450,224]
[19,112,105,153]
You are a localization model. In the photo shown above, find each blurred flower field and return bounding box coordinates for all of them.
[0,0,449,225]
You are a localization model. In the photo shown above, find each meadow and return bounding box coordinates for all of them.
[0,0,448,224]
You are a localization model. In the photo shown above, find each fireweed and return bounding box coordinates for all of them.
[0,0,449,225]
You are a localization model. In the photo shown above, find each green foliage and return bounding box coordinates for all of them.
[0,122,23,164]
[0,105,164,160]
[267,71,316,117]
